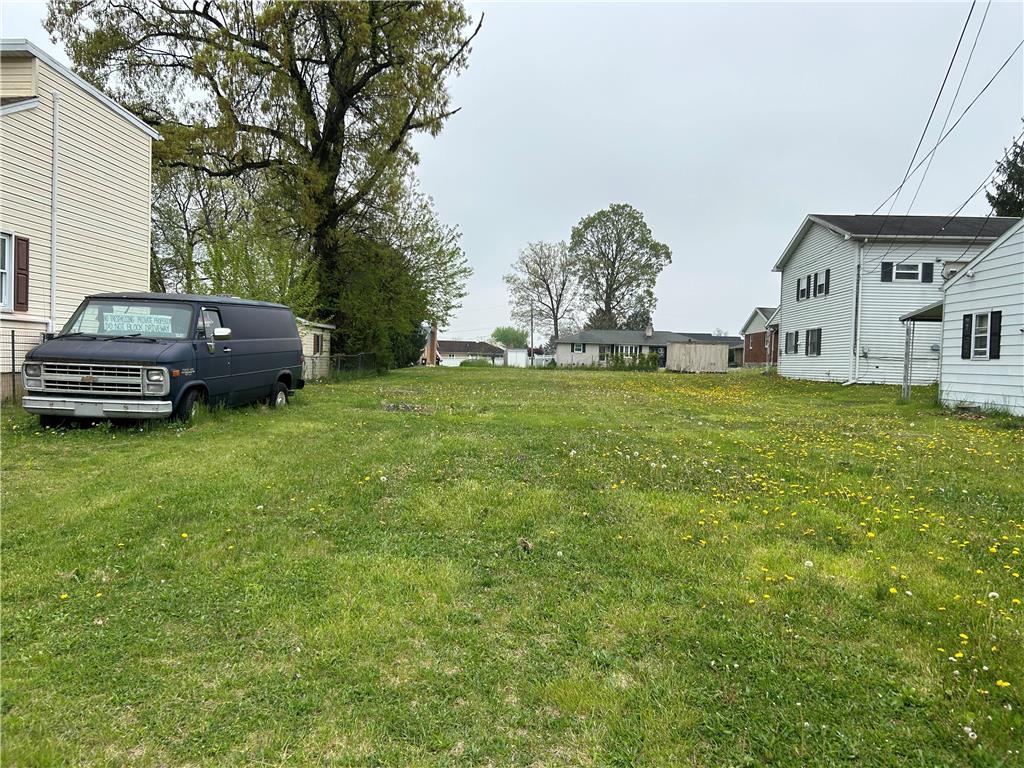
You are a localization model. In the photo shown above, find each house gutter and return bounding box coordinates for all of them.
[49,91,59,333]
[842,238,863,386]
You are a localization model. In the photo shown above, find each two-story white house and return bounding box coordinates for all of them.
[771,214,1020,385]
[0,39,159,397]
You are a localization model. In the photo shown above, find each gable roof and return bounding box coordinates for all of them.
[740,306,777,336]
[773,214,1019,271]
[0,39,161,141]
[436,340,504,356]
[556,329,739,346]
[943,216,1024,291]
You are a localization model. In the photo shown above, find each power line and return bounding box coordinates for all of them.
[801,33,1024,272]
[861,125,1024,276]
[903,0,992,223]
[862,1,978,259]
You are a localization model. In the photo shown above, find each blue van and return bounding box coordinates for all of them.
[21,293,304,425]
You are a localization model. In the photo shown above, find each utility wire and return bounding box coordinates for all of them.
[861,1,978,258]
[902,0,992,225]
[801,33,1024,272]
[861,125,1024,276]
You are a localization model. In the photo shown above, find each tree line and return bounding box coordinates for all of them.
[502,202,672,346]
[47,0,477,367]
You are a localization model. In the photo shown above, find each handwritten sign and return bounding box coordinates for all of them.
[102,312,173,335]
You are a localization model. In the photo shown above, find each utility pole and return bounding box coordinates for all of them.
[529,303,534,367]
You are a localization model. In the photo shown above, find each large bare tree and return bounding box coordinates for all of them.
[504,241,581,342]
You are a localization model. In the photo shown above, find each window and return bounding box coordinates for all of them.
[615,344,639,357]
[805,328,822,356]
[572,342,584,353]
[815,272,825,295]
[894,263,920,281]
[313,333,323,355]
[61,298,194,339]
[972,312,989,359]
[784,331,799,354]
[0,233,10,310]
[598,345,611,363]
[196,307,222,339]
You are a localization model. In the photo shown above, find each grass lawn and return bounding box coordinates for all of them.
[2,367,1022,766]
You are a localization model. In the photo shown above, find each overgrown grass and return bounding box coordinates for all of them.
[2,368,1021,766]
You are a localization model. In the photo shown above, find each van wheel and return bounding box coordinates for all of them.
[175,389,202,422]
[269,381,289,408]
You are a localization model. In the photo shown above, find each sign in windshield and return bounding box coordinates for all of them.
[62,301,194,339]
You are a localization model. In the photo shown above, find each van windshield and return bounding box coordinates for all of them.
[60,299,194,340]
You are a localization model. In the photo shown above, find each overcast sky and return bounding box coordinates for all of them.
[4,1,1022,339]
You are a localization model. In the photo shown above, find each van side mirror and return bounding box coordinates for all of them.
[213,327,232,341]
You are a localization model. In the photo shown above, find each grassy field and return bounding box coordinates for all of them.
[2,367,1022,767]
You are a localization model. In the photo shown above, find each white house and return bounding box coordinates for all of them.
[423,339,505,367]
[771,214,1020,385]
[554,327,737,372]
[936,217,1023,415]
[1,39,158,396]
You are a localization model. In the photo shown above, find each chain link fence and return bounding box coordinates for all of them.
[1,329,46,402]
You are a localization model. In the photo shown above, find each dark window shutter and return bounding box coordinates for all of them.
[881,262,893,282]
[824,269,831,295]
[13,236,29,312]
[989,310,1001,360]
[796,278,801,302]
[961,314,972,359]
[582,343,587,353]
[921,262,934,283]
[813,272,819,297]
[794,330,799,354]
[806,274,812,298]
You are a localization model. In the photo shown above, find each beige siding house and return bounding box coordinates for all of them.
[554,328,735,372]
[0,39,158,355]
[297,318,334,380]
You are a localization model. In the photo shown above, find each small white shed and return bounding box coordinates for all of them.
[938,218,1023,416]
[296,318,335,380]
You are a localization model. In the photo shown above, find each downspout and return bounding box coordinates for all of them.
[842,238,864,385]
[49,92,59,333]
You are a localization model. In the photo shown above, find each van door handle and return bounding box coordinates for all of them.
[223,347,232,353]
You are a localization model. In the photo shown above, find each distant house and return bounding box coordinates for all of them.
[927,217,1022,415]
[740,306,779,366]
[771,214,1019,384]
[296,318,335,380]
[0,39,159,396]
[424,339,505,366]
[554,326,737,372]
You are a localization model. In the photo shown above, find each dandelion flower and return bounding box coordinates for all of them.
[181,532,188,539]
[996,680,1011,688]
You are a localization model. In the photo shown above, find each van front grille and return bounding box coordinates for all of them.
[39,362,144,396]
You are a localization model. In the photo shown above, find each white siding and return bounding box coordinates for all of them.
[298,324,331,380]
[776,225,857,382]
[0,53,151,336]
[555,342,600,366]
[856,240,988,385]
[940,225,1024,415]
[0,55,36,97]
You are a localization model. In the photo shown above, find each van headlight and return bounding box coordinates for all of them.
[23,363,41,378]
[144,367,169,395]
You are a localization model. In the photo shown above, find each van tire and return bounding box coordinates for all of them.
[269,381,289,408]
[175,389,202,422]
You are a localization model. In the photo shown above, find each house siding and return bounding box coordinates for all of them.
[0,53,151,338]
[776,225,856,382]
[743,329,777,365]
[939,225,1024,416]
[665,342,728,372]
[555,342,601,366]
[856,241,988,385]
[0,56,36,97]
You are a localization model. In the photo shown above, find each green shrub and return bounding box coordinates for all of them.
[459,358,493,367]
